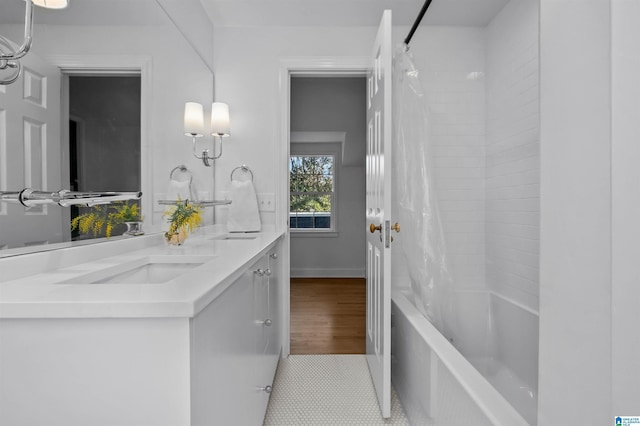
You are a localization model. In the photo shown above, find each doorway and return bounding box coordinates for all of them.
[288,76,367,354]
[67,75,142,240]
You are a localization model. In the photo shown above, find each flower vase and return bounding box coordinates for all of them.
[165,229,188,246]
[124,221,144,236]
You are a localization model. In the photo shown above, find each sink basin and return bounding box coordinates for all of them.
[210,234,257,241]
[60,255,215,284]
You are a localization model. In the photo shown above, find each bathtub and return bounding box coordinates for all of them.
[391,288,536,425]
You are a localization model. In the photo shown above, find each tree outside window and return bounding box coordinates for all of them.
[289,155,334,230]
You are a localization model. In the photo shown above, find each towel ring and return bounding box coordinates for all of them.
[230,165,254,182]
[170,164,193,182]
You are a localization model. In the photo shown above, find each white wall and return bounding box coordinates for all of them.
[539,0,612,424]
[212,26,377,229]
[289,77,366,278]
[611,0,640,417]
[485,0,540,312]
[538,0,640,418]
[155,0,215,71]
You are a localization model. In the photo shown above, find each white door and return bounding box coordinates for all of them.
[365,9,393,419]
[0,51,63,249]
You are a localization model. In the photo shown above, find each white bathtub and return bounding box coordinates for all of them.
[391,288,536,425]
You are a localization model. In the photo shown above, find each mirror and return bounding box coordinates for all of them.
[0,0,214,257]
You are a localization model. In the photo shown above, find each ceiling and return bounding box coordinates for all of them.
[198,0,511,28]
[0,0,170,25]
[0,0,510,28]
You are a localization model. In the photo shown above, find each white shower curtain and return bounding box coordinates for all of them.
[392,44,456,339]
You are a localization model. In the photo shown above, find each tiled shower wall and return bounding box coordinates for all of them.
[485,0,540,312]
[410,27,487,292]
[409,0,540,313]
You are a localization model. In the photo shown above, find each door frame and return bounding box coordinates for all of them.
[277,56,368,357]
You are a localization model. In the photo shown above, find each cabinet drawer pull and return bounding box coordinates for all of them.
[254,269,265,277]
[264,268,272,276]
[259,385,272,394]
[270,253,278,260]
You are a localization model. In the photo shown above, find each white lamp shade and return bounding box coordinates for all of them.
[184,102,204,136]
[32,0,69,9]
[211,102,230,136]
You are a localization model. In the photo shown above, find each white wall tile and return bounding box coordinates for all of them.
[484,0,540,368]
[408,27,487,293]
[485,15,540,299]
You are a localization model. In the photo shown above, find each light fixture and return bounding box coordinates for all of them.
[32,0,69,9]
[184,102,205,136]
[184,101,230,167]
[0,0,69,85]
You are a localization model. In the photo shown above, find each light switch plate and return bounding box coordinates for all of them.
[257,193,275,212]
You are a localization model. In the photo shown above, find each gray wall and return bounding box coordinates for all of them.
[70,76,141,192]
[290,77,366,277]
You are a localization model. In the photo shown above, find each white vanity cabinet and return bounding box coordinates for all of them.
[265,251,282,372]
[191,245,282,426]
[0,230,284,426]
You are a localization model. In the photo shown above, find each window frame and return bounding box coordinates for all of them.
[289,142,340,236]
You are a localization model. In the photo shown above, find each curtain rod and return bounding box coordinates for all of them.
[404,0,434,46]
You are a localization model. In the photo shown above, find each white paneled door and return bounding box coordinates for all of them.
[365,9,393,419]
[0,52,63,249]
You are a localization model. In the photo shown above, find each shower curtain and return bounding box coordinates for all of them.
[392,45,456,339]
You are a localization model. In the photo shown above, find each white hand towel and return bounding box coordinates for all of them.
[226,180,261,233]
[166,179,192,201]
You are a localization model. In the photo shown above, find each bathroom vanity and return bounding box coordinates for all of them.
[0,228,284,426]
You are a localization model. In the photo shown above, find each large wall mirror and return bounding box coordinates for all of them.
[0,0,214,257]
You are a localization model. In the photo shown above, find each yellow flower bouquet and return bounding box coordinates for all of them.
[163,200,203,245]
[71,201,142,239]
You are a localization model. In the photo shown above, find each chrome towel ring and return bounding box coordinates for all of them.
[230,165,254,181]
[169,164,193,181]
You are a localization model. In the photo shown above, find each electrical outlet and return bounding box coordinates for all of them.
[258,193,275,212]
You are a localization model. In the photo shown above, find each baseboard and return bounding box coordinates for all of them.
[290,268,365,278]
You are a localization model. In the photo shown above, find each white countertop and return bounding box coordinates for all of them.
[0,227,284,319]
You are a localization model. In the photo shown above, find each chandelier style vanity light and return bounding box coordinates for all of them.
[184,101,230,167]
[0,0,69,85]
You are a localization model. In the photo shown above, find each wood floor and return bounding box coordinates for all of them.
[290,277,366,355]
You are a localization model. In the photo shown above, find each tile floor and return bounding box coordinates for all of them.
[263,355,409,425]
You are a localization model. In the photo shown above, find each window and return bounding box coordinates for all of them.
[289,145,338,232]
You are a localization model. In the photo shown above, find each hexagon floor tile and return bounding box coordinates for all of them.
[263,355,409,425]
